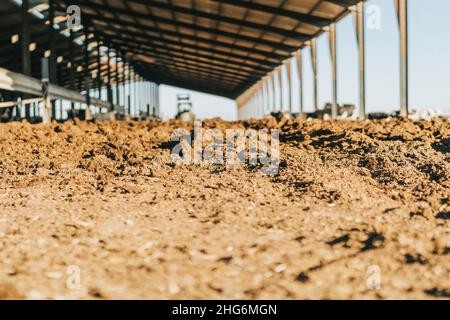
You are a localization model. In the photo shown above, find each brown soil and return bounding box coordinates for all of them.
[0,118,448,300]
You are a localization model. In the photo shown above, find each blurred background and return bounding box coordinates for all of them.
[160,0,450,120]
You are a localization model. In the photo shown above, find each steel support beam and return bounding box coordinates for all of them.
[310,39,319,112]
[250,95,255,119]
[296,50,304,114]
[122,56,126,108]
[328,0,359,7]
[107,46,112,106]
[49,0,57,118]
[123,54,246,85]
[115,52,120,106]
[156,83,159,117]
[149,82,153,116]
[133,71,138,114]
[271,72,276,112]
[151,83,154,117]
[0,64,110,120]
[277,66,283,111]
[264,77,270,115]
[41,58,51,124]
[104,41,246,94]
[355,3,366,120]
[21,0,30,75]
[21,0,31,120]
[156,84,160,118]
[96,33,269,75]
[69,30,76,114]
[136,64,236,99]
[261,79,266,116]
[256,90,260,119]
[150,82,154,118]
[286,58,292,113]
[258,82,263,118]
[259,82,264,118]
[398,0,409,117]
[211,0,332,28]
[257,91,260,118]
[142,82,145,116]
[146,81,150,117]
[97,41,102,100]
[63,1,296,52]
[141,77,145,114]
[99,29,276,69]
[138,75,141,115]
[144,81,147,116]
[65,0,295,52]
[329,23,338,119]
[87,14,287,62]
[84,31,91,108]
[150,82,154,117]
[127,64,131,115]
[127,0,310,40]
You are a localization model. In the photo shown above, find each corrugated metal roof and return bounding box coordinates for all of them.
[0,0,361,98]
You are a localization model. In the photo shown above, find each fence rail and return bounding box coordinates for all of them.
[0,67,112,111]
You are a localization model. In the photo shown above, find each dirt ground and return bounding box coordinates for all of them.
[0,117,448,300]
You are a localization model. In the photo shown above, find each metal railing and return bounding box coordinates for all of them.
[0,66,113,121]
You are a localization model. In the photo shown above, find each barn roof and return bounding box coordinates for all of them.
[0,0,361,99]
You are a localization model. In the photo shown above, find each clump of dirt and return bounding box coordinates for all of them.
[0,117,448,299]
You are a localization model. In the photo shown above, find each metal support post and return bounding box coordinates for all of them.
[22,0,31,120]
[286,58,292,113]
[398,0,409,117]
[310,38,318,111]
[329,23,338,119]
[296,50,304,114]
[277,66,283,111]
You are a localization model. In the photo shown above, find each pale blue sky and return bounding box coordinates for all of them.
[160,0,450,120]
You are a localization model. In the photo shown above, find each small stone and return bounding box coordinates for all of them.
[274,264,286,273]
